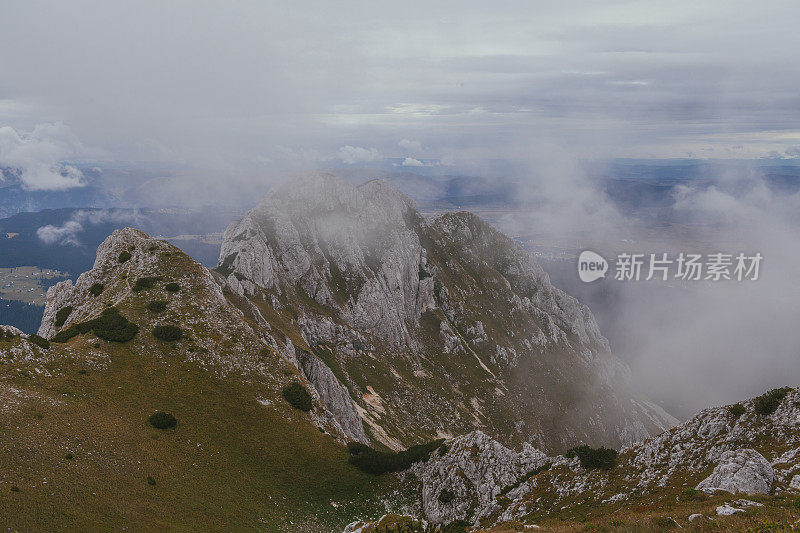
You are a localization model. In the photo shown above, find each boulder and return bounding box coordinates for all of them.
[696,449,774,495]
[716,504,745,516]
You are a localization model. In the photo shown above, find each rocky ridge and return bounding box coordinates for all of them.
[35,227,368,444]
[348,386,800,530]
[217,172,675,452]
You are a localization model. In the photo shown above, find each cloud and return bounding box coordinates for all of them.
[2,1,799,166]
[0,122,87,190]
[398,139,422,152]
[337,145,381,164]
[786,146,800,158]
[37,210,140,246]
[401,157,425,167]
[496,153,800,419]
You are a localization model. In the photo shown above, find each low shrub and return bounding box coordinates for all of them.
[153,325,183,341]
[438,489,455,504]
[89,283,104,296]
[118,251,132,263]
[27,334,50,350]
[10,486,19,493]
[55,306,73,328]
[147,300,167,313]
[133,276,161,292]
[282,382,313,411]
[754,387,792,416]
[565,445,618,470]
[147,476,156,486]
[679,488,708,502]
[65,452,74,460]
[728,403,746,418]
[347,439,445,475]
[51,307,139,343]
[165,282,181,293]
[794,497,800,510]
[91,308,140,342]
[148,411,177,429]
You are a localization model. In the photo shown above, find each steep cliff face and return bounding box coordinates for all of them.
[218,172,676,452]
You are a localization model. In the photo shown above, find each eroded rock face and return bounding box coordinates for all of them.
[410,431,548,524]
[218,173,676,452]
[36,227,369,445]
[353,388,800,529]
[696,449,775,495]
[219,173,435,350]
[39,228,156,339]
[296,348,368,443]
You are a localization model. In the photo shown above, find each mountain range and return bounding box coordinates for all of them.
[1,174,795,531]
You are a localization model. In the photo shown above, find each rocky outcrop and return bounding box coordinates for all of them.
[410,431,548,524]
[352,387,800,530]
[39,228,156,339]
[218,173,676,452]
[35,227,368,445]
[219,173,436,350]
[295,348,368,444]
[696,449,774,495]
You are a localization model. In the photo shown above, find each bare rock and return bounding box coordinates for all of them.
[697,449,774,495]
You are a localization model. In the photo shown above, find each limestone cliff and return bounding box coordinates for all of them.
[217,172,676,452]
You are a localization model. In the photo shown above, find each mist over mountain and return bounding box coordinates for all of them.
[2,1,800,529]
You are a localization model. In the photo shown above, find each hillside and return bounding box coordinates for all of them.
[0,229,412,531]
[217,173,675,453]
[349,386,800,531]
[1,190,797,531]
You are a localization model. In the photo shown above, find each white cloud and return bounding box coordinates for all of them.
[398,139,422,152]
[37,209,140,246]
[401,157,425,167]
[0,122,87,191]
[337,145,381,164]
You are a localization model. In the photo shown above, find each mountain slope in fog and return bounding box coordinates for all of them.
[217,172,676,452]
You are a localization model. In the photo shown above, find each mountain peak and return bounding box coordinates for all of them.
[216,175,675,452]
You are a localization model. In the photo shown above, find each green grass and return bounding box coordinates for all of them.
[0,331,402,531]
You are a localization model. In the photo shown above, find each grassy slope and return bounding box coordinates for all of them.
[0,235,406,532]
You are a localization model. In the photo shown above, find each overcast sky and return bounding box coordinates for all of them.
[1,0,800,187]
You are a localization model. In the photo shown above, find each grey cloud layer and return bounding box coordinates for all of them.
[1,0,799,168]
